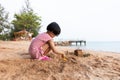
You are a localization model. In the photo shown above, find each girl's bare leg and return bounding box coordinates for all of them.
[42,43,51,55]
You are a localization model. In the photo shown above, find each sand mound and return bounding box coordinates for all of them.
[0,41,120,80]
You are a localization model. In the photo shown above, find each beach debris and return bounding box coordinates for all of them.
[74,49,83,57]
[70,57,77,63]
[83,53,91,57]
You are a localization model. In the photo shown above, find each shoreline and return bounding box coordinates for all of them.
[0,40,120,60]
[57,46,120,58]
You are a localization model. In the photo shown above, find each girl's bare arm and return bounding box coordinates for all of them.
[48,39,64,55]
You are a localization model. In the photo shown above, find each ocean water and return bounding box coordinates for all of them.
[69,41,120,53]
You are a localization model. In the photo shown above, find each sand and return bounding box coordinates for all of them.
[0,41,120,80]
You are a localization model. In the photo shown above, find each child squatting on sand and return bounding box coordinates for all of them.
[29,22,65,60]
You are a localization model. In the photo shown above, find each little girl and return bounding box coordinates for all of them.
[29,22,65,60]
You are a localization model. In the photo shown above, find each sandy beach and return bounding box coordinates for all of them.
[0,41,120,80]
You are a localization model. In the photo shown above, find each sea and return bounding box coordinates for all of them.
[69,41,120,53]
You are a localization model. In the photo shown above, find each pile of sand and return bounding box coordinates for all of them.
[0,41,120,80]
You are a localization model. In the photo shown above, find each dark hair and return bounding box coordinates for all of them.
[47,22,61,36]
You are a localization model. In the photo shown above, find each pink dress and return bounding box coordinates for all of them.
[29,32,52,60]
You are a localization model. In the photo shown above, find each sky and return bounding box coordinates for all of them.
[0,0,120,41]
